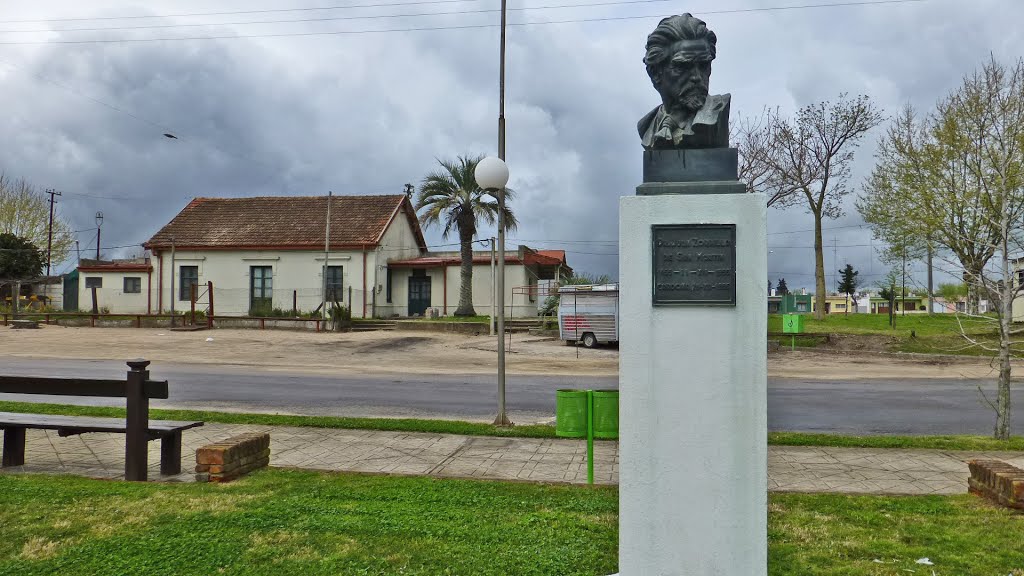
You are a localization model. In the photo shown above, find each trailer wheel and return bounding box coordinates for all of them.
[581,332,598,349]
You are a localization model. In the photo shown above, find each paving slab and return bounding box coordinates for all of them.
[2,423,1023,495]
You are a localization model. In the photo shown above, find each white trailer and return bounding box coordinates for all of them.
[558,283,619,348]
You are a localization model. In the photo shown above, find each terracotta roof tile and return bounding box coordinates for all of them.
[144,195,424,250]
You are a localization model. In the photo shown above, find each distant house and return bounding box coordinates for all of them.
[76,259,153,313]
[79,195,570,319]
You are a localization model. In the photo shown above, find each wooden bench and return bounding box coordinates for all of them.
[0,359,203,481]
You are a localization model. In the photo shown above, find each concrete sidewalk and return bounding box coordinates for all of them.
[3,423,1024,495]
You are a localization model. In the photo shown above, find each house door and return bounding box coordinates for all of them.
[63,274,79,311]
[250,266,273,315]
[408,276,431,316]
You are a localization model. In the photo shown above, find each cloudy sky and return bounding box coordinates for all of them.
[1,0,1021,291]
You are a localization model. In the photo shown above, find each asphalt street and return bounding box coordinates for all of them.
[2,358,1021,434]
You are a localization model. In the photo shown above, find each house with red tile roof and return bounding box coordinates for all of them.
[80,194,572,319]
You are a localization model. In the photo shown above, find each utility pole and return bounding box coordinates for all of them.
[45,188,61,308]
[926,235,934,314]
[45,189,61,277]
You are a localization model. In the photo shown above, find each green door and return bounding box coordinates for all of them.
[250,266,273,315]
[408,275,431,317]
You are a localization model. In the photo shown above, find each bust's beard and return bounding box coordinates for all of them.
[663,87,709,120]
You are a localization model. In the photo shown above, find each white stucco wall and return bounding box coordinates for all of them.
[78,270,153,314]
[381,262,535,318]
[153,249,367,317]
[619,193,768,576]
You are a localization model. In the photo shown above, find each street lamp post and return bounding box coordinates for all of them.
[475,157,511,426]
[95,212,104,260]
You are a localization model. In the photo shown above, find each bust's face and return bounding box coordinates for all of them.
[656,39,713,115]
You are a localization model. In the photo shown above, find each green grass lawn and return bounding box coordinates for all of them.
[767,313,1017,356]
[1,470,1022,575]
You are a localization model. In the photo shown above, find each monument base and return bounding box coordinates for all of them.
[618,191,767,576]
[636,181,746,195]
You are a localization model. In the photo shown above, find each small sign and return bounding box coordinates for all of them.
[782,313,804,334]
[652,224,736,306]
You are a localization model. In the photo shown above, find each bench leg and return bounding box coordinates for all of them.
[160,432,182,476]
[2,428,26,467]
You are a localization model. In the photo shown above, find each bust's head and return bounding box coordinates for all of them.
[644,14,717,116]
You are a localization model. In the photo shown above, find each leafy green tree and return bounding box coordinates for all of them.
[0,233,43,280]
[836,264,859,313]
[860,57,1024,440]
[937,282,968,301]
[415,155,517,316]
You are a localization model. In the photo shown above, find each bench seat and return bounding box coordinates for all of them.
[1,412,204,476]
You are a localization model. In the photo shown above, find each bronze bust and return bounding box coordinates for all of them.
[638,14,730,150]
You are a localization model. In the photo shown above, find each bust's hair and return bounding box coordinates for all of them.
[644,13,717,81]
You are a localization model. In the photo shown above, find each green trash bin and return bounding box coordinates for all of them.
[556,389,588,438]
[592,389,619,439]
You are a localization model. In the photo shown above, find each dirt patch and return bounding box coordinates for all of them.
[4,324,1018,379]
[0,325,618,376]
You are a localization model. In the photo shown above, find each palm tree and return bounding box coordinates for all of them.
[416,155,517,317]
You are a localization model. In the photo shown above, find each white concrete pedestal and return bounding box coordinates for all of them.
[618,192,767,576]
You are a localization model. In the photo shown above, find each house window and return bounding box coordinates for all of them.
[123,277,141,294]
[835,303,846,310]
[84,277,102,289]
[179,266,199,301]
[796,302,808,312]
[250,266,273,314]
[326,266,343,303]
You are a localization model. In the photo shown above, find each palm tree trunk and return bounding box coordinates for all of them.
[455,227,476,316]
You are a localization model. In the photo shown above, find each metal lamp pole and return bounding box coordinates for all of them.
[476,158,511,426]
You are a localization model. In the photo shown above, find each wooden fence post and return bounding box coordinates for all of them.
[190,284,197,326]
[207,281,214,329]
[125,359,151,481]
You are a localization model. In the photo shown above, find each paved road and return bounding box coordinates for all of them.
[2,359,1021,434]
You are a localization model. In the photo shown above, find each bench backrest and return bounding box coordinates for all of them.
[0,376,168,399]
[0,360,168,399]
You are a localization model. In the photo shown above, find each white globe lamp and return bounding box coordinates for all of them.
[475,156,509,191]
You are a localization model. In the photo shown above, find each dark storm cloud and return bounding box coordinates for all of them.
[1,0,1022,284]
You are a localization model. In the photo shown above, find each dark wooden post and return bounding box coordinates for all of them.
[190,284,197,326]
[293,290,298,316]
[207,281,214,328]
[90,286,98,314]
[125,359,151,481]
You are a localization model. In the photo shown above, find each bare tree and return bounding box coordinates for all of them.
[757,95,884,319]
[735,110,790,206]
[0,173,74,267]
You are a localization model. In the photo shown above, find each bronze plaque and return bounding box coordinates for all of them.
[652,224,736,306]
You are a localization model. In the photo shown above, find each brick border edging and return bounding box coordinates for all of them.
[968,459,1024,510]
[196,433,270,483]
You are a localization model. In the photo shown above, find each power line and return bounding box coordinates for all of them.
[0,0,487,24]
[0,0,926,25]
[0,0,931,45]
[767,223,867,236]
[0,0,679,34]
